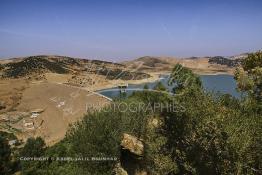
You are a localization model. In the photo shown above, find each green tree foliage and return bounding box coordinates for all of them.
[235,51,262,103]
[20,138,85,175]
[160,85,236,174]
[0,131,21,175]
[154,81,166,91]
[234,52,262,171]
[242,51,262,71]
[66,98,152,174]
[20,137,46,175]
[169,64,202,93]
[143,84,149,90]
[143,116,179,175]
[20,137,46,157]
[43,141,85,175]
[0,135,11,175]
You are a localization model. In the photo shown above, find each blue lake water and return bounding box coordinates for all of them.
[98,74,241,99]
[200,74,240,97]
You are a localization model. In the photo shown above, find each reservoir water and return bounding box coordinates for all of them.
[200,74,240,97]
[98,74,241,99]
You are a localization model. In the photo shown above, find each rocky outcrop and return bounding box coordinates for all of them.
[121,133,144,156]
[115,163,128,175]
[118,133,148,175]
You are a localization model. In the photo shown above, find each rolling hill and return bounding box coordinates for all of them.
[123,53,246,74]
[0,55,150,80]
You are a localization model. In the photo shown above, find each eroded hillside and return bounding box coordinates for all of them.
[123,54,246,74]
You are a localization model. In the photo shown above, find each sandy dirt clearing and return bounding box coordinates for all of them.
[16,82,110,145]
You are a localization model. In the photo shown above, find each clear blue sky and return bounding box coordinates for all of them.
[0,0,262,61]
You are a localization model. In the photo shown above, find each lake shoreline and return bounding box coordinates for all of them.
[94,71,233,92]
[97,74,240,98]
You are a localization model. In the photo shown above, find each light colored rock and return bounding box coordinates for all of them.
[114,163,128,175]
[121,133,144,156]
[135,171,148,175]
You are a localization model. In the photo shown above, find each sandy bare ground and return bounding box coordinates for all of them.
[45,72,161,91]
[177,58,234,75]
[85,73,161,91]
[15,82,110,145]
[0,79,29,113]
[0,71,161,145]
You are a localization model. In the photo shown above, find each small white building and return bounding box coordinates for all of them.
[30,113,40,118]
[30,108,44,118]
[118,83,128,93]
[23,120,34,130]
